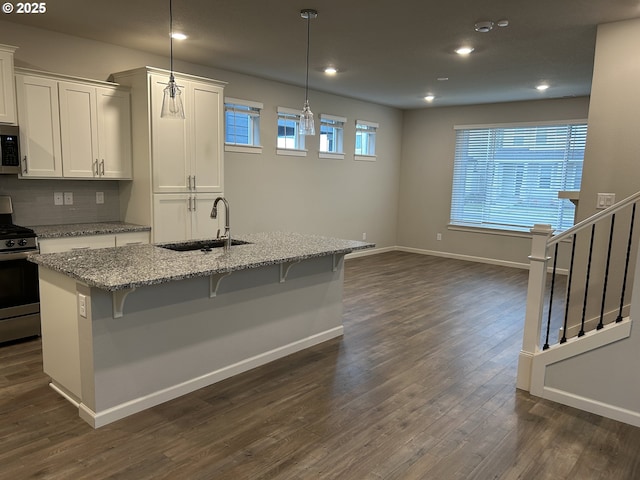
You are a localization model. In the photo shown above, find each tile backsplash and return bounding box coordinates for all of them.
[0,176,121,226]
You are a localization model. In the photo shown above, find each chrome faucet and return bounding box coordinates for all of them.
[211,196,231,250]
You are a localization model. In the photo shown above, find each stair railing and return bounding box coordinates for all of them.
[517,191,640,391]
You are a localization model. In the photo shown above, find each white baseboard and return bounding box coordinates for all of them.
[346,246,395,259]
[77,326,344,428]
[396,245,530,270]
[542,386,640,428]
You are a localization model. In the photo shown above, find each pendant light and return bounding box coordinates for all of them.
[299,8,318,136]
[161,0,185,119]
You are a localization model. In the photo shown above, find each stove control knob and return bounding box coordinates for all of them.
[5,239,15,247]
[18,238,28,247]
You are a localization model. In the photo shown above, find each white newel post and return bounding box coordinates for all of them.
[516,224,554,391]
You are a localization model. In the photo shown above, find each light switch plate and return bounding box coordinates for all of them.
[63,192,73,205]
[96,192,104,204]
[596,193,615,209]
[78,293,87,318]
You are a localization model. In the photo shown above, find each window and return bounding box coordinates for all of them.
[319,114,345,158]
[224,98,262,153]
[355,120,378,159]
[450,121,588,232]
[277,107,306,155]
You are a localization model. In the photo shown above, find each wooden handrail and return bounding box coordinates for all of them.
[548,191,640,246]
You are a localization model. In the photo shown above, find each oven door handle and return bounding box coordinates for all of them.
[0,250,34,261]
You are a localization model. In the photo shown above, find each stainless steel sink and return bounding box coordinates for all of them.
[157,239,251,252]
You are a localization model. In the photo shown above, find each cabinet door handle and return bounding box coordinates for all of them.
[187,175,192,190]
[22,156,28,174]
[71,246,91,251]
[193,196,196,211]
[94,159,99,176]
[187,197,192,211]
[100,159,105,175]
[193,176,196,189]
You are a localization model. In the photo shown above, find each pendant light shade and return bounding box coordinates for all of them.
[161,0,185,119]
[299,9,317,136]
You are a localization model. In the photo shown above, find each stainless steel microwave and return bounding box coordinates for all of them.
[0,125,20,174]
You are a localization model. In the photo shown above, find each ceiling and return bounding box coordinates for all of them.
[3,0,640,109]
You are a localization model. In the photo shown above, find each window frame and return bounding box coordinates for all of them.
[319,114,346,159]
[276,106,307,156]
[355,119,378,161]
[449,120,588,234]
[224,97,263,154]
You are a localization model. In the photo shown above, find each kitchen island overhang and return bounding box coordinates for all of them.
[29,232,373,428]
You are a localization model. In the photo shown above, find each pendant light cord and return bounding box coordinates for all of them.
[304,13,310,103]
[169,0,174,76]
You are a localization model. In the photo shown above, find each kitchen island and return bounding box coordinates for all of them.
[29,232,373,428]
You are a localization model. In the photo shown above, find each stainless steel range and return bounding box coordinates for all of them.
[0,195,40,343]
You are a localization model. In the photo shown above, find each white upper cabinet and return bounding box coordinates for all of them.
[150,73,224,193]
[15,74,63,177]
[15,69,132,179]
[0,45,17,125]
[59,81,98,178]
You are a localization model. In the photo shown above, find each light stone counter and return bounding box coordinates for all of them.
[29,232,373,291]
[31,222,151,239]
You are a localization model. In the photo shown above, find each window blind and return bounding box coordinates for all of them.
[450,122,587,232]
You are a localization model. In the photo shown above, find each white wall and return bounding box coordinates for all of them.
[398,98,590,266]
[0,21,402,247]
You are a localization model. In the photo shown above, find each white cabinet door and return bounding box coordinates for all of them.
[59,81,99,178]
[114,231,149,246]
[153,194,192,243]
[97,87,132,179]
[15,74,63,177]
[192,193,220,240]
[39,234,115,254]
[190,82,223,192]
[150,74,189,193]
[0,47,17,125]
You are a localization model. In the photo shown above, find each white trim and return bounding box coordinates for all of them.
[396,245,530,270]
[320,113,347,123]
[277,148,307,157]
[354,154,377,162]
[541,386,640,428]
[277,106,302,116]
[77,326,344,428]
[225,144,263,154]
[454,119,589,130]
[356,119,379,128]
[448,223,535,238]
[319,152,344,160]
[225,97,263,110]
[346,246,395,259]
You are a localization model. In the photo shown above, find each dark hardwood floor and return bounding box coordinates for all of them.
[1,251,639,479]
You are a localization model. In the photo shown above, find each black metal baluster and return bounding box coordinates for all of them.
[561,233,577,344]
[579,224,596,337]
[597,214,616,330]
[617,203,636,322]
[543,243,559,350]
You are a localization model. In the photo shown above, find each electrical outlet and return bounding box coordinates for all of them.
[437,233,442,241]
[78,293,87,318]
[96,192,104,204]
[63,192,73,205]
[362,232,367,241]
[54,192,63,206]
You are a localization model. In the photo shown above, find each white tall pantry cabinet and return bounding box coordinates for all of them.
[0,44,17,125]
[112,67,226,243]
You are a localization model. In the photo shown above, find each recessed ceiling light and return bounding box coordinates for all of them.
[171,32,187,40]
[455,46,474,55]
[324,67,338,75]
[536,84,550,91]
[424,95,435,102]
[496,19,509,28]
[437,77,449,81]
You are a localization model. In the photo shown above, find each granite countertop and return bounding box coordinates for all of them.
[28,232,374,292]
[31,222,151,239]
